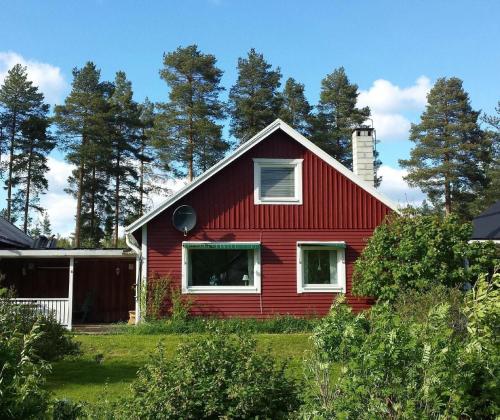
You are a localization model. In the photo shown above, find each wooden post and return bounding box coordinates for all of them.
[68,257,74,330]
[138,225,147,324]
[135,255,141,323]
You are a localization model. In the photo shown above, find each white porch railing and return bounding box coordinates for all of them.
[10,298,71,328]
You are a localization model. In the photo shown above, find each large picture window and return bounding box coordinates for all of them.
[297,242,346,293]
[253,158,303,204]
[182,242,261,294]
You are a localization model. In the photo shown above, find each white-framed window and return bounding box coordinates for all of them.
[253,158,303,204]
[182,242,261,294]
[296,241,346,293]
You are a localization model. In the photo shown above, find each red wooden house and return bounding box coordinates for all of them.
[125,119,397,319]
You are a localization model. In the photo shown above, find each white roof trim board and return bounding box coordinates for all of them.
[0,249,135,258]
[126,119,399,234]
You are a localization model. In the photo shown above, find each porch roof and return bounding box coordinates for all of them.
[0,248,135,259]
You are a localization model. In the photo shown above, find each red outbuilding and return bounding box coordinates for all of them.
[125,119,397,319]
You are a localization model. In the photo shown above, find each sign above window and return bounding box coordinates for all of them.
[253,158,303,205]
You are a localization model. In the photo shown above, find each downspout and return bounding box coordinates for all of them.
[126,232,142,324]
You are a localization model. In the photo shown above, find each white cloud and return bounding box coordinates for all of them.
[0,51,67,104]
[358,76,431,140]
[40,192,76,237]
[378,164,426,207]
[45,156,74,192]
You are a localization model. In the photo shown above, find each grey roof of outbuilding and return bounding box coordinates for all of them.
[0,216,34,248]
[472,200,500,240]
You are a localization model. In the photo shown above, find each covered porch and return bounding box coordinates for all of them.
[0,249,136,330]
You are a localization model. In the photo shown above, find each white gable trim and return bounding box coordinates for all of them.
[125,119,398,234]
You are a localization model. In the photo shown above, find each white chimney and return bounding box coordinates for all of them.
[352,127,375,186]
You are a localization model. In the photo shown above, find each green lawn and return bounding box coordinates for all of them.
[47,333,312,403]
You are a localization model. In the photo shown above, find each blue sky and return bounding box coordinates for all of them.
[0,0,499,235]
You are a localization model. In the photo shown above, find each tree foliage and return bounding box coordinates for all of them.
[156,45,229,181]
[304,276,500,418]
[0,64,52,228]
[310,67,370,167]
[352,211,499,302]
[400,77,491,218]
[470,101,500,215]
[279,77,312,135]
[54,62,112,247]
[229,48,282,143]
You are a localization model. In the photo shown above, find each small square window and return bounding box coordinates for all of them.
[254,159,303,204]
[297,242,346,293]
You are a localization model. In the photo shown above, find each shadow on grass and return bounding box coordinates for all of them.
[47,359,142,389]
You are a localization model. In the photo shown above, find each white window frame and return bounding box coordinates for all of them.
[296,241,346,293]
[253,158,303,205]
[182,241,261,294]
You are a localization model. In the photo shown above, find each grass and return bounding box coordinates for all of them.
[47,333,312,403]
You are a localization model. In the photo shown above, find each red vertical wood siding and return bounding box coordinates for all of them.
[147,129,392,316]
[1,258,135,323]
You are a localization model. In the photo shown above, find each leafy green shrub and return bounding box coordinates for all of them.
[170,285,193,322]
[51,399,85,420]
[125,328,301,419]
[353,211,499,302]
[0,323,51,419]
[0,295,80,361]
[304,275,500,419]
[146,273,171,319]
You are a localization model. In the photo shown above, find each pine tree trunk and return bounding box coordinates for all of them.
[6,113,17,221]
[444,152,452,214]
[75,162,84,248]
[90,163,96,245]
[23,143,34,233]
[114,154,120,247]
[188,77,194,181]
[444,181,452,214]
[139,140,144,216]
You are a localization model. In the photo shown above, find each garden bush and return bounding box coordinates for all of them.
[303,273,500,419]
[352,211,499,302]
[0,292,80,361]
[124,327,301,419]
[0,322,51,419]
[145,273,193,320]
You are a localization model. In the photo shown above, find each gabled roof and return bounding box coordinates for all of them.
[125,119,398,234]
[0,216,34,248]
[472,200,500,240]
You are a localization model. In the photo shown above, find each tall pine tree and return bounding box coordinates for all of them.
[279,77,312,135]
[0,64,47,222]
[399,77,489,217]
[12,113,55,233]
[107,71,141,246]
[229,49,282,143]
[311,67,370,167]
[470,102,500,214]
[54,62,111,247]
[156,45,228,181]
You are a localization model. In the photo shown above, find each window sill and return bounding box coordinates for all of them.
[183,286,261,294]
[298,286,345,294]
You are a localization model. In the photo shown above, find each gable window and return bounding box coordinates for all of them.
[253,158,303,204]
[182,242,261,294]
[296,242,346,293]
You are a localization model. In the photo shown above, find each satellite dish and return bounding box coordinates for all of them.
[172,205,197,236]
